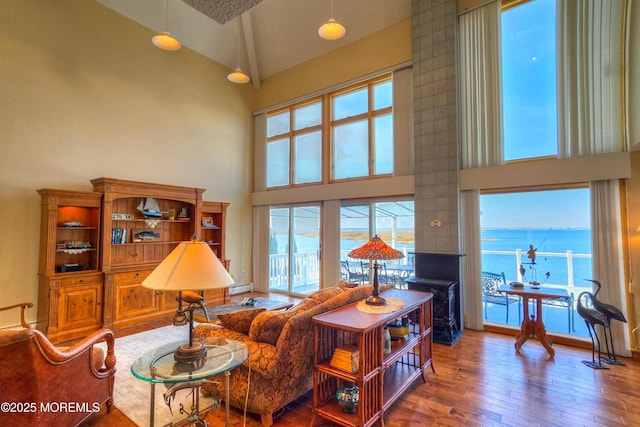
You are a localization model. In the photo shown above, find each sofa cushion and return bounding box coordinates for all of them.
[309,287,344,303]
[287,297,319,314]
[217,308,266,335]
[336,280,359,289]
[193,324,279,379]
[249,310,298,346]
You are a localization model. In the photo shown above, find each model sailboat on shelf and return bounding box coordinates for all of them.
[137,197,164,218]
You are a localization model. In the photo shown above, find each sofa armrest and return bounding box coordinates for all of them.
[194,324,278,379]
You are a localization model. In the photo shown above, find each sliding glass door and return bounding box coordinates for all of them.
[269,205,321,295]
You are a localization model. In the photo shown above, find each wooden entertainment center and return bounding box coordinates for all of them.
[36,178,229,343]
[311,288,434,426]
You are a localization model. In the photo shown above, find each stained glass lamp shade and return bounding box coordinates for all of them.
[348,236,404,305]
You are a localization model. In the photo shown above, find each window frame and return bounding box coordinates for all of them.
[329,74,394,182]
[265,97,324,189]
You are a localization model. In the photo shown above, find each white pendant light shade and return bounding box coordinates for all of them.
[318,18,346,40]
[152,31,182,51]
[227,67,250,84]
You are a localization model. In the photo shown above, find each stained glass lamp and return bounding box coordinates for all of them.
[348,235,404,306]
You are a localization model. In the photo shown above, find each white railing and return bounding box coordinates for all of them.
[270,248,592,293]
[483,249,592,288]
[269,251,320,291]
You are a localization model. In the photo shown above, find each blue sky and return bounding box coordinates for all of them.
[481,188,591,229]
[502,0,557,161]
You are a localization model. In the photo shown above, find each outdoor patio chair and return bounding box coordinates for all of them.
[482,271,521,324]
[541,293,575,333]
[341,259,365,284]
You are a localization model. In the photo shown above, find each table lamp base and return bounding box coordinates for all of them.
[174,342,207,363]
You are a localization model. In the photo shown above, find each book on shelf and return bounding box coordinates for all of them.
[329,345,359,373]
[111,227,128,244]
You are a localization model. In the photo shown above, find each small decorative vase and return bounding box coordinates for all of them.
[336,382,359,414]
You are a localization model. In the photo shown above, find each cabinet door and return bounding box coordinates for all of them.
[203,288,227,306]
[114,271,158,321]
[160,290,181,311]
[58,282,103,330]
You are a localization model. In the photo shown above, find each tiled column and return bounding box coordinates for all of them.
[412,0,459,253]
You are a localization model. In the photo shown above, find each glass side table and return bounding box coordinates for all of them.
[131,338,249,427]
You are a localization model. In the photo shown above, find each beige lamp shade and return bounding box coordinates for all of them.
[143,237,233,291]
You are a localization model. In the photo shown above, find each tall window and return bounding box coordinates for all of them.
[332,76,393,180]
[269,205,321,295]
[266,99,323,188]
[480,187,591,337]
[502,0,557,161]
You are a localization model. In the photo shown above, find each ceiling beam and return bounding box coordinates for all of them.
[241,11,261,89]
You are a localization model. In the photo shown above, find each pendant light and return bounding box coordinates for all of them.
[227,67,250,84]
[318,0,346,40]
[152,0,181,51]
[227,43,250,84]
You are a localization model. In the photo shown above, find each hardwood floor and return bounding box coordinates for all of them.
[87,324,640,427]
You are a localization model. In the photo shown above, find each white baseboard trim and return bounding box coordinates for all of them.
[229,283,252,295]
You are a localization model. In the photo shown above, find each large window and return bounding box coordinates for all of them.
[332,76,393,180]
[266,99,323,188]
[480,187,591,337]
[502,0,558,161]
[265,74,395,189]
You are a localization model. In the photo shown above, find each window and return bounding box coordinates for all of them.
[264,74,395,189]
[332,77,393,180]
[480,187,591,337]
[340,200,414,286]
[269,205,321,295]
[502,0,558,161]
[266,99,323,188]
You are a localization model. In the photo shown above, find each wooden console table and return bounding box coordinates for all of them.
[311,289,433,426]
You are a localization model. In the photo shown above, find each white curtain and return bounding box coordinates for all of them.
[557,0,626,157]
[590,180,630,357]
[461,189,483,330]
[459,1,503,168]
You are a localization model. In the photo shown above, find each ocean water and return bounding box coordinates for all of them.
[271,228,592,286]
[481,229,592,285]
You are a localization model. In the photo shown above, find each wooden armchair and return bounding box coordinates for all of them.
[0,302,116,426]
[482,272,521,324]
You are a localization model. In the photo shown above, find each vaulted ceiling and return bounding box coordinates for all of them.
[96,0,411,87]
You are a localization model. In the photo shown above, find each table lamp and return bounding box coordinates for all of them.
[143,235,234,362]
[348,235,404,306]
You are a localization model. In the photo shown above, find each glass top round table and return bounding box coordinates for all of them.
[130,338,248,427]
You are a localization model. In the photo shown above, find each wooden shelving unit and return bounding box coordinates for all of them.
[311,289,433,426]
[36,178,232,340]
[36,189,103,343]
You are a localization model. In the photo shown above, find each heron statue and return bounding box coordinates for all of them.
[576,291,610,369]
[586,279,627,366]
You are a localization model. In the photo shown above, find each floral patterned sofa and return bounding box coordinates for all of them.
[193,284,391,426]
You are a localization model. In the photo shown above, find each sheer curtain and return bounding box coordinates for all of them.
[557,0,626,157]
[459,0,503,168]
[458,1,502,327]
[590,180,630,356]
[461,189,483,329]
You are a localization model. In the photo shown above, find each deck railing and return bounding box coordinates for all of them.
[269,251,320,292]
[482,249,592,289]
